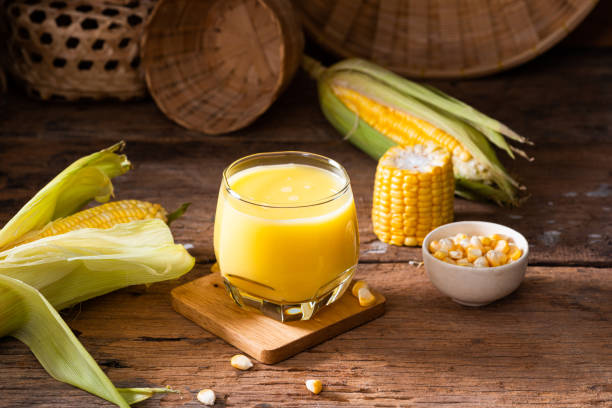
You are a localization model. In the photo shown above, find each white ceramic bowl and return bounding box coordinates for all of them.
[422,221,529,307]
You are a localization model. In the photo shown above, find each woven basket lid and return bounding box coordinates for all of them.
[294,0,598,78]
[141,0,303,134]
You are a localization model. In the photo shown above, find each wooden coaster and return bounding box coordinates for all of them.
[171,273,385,364]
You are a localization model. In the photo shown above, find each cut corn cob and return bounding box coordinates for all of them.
[303,56,532,206]
[12,200,167,247]
[372,144,454,246]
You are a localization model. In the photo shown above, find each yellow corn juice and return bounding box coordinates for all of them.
[214,162,359,304]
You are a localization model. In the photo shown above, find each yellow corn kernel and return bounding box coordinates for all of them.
[459,238,471,249]
[404,237,418,246]
[197,389,216,406]
[466,247,482,262]
[495,239,510,254]
[473,256,489,268]
[442,257,456,265]
[449,250,464,260]
[438,238,455,252]
[469,236,483,250]
[358,287,377,307]
[456,258,471,266]
[433,250,448,260]
[371,145,454,247]
[490,234,507,242]
[305,379,323,395]
[351,280,368,297]
[509,246,523,261]
[230,354,253,370]
[486,250,507,267]
[479,236,492,246]
[453,233,468,244]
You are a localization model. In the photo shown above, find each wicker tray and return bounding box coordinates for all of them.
[294,0,598,78]
[1,0,154,100]
[141,0,303,135]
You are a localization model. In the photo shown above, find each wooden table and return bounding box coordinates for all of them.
[1,45,611,407]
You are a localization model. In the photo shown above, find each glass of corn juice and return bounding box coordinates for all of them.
[213,151,359,322]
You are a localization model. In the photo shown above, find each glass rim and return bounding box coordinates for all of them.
[222,151,351,209]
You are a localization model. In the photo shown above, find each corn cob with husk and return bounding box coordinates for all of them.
[303,56,532,206]
[6,199,172,249]
[0,142,194,407]
[373,143,454,246]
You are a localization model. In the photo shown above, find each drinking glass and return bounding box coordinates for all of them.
[213,152,359,321]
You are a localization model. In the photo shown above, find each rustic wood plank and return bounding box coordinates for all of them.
[0,263,609,407]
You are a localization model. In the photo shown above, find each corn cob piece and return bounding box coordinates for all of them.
[372,144,454,246]
[15,200,167,246]
[303,56,532,206]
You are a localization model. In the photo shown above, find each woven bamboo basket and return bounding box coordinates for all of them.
[294,0,598,79]
[1,0,155,100]
[141,0,304,135]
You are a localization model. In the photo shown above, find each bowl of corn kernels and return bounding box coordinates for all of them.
[422,221,529,307]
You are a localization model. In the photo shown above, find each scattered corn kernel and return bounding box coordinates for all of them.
[197,389,216,406]
[305,379,323,395]
[430,232,522,268]
[358,287,377,307]
[351,280,368,297]
[473,256,489,267]
[230,354,253,370]
[486,250,507,267]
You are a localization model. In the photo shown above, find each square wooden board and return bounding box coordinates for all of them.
[171,273,385,364]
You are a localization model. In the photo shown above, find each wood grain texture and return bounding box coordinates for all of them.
[171,273,385,364]
[0,264,610,407]
[0,47,610,407]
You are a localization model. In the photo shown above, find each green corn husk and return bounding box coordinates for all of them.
[303,56,532,206]
[0,143,195,406]
[0,141,131,250]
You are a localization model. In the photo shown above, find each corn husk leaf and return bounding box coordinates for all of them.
[0,219,195,309]
[0,142,131,250]
[0,274,178,407]
[0,219,193,405]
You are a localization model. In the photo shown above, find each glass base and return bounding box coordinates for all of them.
[222,266,356,322]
